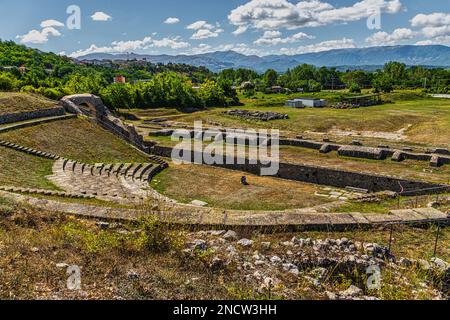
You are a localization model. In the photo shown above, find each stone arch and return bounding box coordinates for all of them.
[60,93,147,153]
[60,94,111,119]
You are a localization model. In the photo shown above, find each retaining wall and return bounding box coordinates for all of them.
[151,145,450,196]
[0,107,65,125]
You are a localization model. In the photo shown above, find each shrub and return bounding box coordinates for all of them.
[348,83,361,93]
[0,73,15,91]
[136,215,184,253]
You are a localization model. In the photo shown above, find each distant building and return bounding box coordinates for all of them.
[270,86,284,93]
[286,98,327,108]
[18,65,27,74]
[114,75,126,84]
[285,99,304,108]
[240,81,255,89]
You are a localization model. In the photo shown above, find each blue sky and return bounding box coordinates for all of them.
[1,0,449,57]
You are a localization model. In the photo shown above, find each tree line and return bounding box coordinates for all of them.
[1,40,449,111]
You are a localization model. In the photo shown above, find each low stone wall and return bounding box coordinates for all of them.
[0,107,65,125]
[150,145,450,196]
[280,138,450,167]
[337,146,388,160]
[0,114,77,133]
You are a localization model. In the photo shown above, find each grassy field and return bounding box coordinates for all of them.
[0,146,59,190]
[152,162,335,211]
[0,92,58,115]
[0,117,148,164]
[128,90,450,148]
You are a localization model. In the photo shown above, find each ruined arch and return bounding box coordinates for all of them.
[60,94,111,119]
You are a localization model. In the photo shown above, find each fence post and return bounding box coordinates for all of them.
[388,223,394,253]
[433,224,441,258]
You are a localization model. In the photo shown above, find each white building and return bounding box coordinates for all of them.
[286,98,327,108]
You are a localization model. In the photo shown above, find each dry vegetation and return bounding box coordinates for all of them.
[0,198,447,300]
[0,92,58,115]
[151,163,334,211]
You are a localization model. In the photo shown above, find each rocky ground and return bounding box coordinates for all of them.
[0,199,448,300]
[182,230,449,300]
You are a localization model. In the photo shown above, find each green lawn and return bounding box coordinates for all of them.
[0,146,59,190]
[0,92,58,115]
[0,117,149,164]
[131,90,450,147]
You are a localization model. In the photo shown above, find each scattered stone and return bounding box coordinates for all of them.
[270,256,283,264]
[56,263,69,269]
[192,239,207,251]
[237,239,254,248]
[223,230,238,241]
[208,230,226,236]
[191,200,208,207]
[96,221,110,230]
[341,285,363,298]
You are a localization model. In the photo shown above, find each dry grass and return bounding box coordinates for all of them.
[0,146,59,190]
[0,206,230,300]
[152,162,334,210]
[0,117,148,164]
[0,92,58,115]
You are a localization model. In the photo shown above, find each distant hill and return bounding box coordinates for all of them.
[78,45,450,73]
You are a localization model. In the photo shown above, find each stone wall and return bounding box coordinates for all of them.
[60,94,147,152]
[280,138,450,167]
[150,145,450,196]
[0,107,65,125]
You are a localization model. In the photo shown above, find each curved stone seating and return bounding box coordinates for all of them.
[48,158,165,204]
[0,139,60,160]
[0,185,94,199]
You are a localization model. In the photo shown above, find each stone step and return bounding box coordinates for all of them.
[135,163,153,180]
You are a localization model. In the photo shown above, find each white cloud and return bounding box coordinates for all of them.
[164,17,180,24]
[187,20,223,39]
[421,25,450,39]
[187,20,214,30]
[365,28,416,45]
[254,31,315,46]
[191,43,213,54]
[232,25,248,35]
[229,0,403,31]
[91,12,112,21]
[191,28,224,40]
[415,40,434,46]
[262,30,282,39]
[411,13,450,28]
[17,27,62,44]
[69,35,190,58]
[280,38,357,55]
[40,19,65,28]
[152,36,190,49]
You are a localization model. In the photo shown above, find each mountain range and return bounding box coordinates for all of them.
[77,45,450,73]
